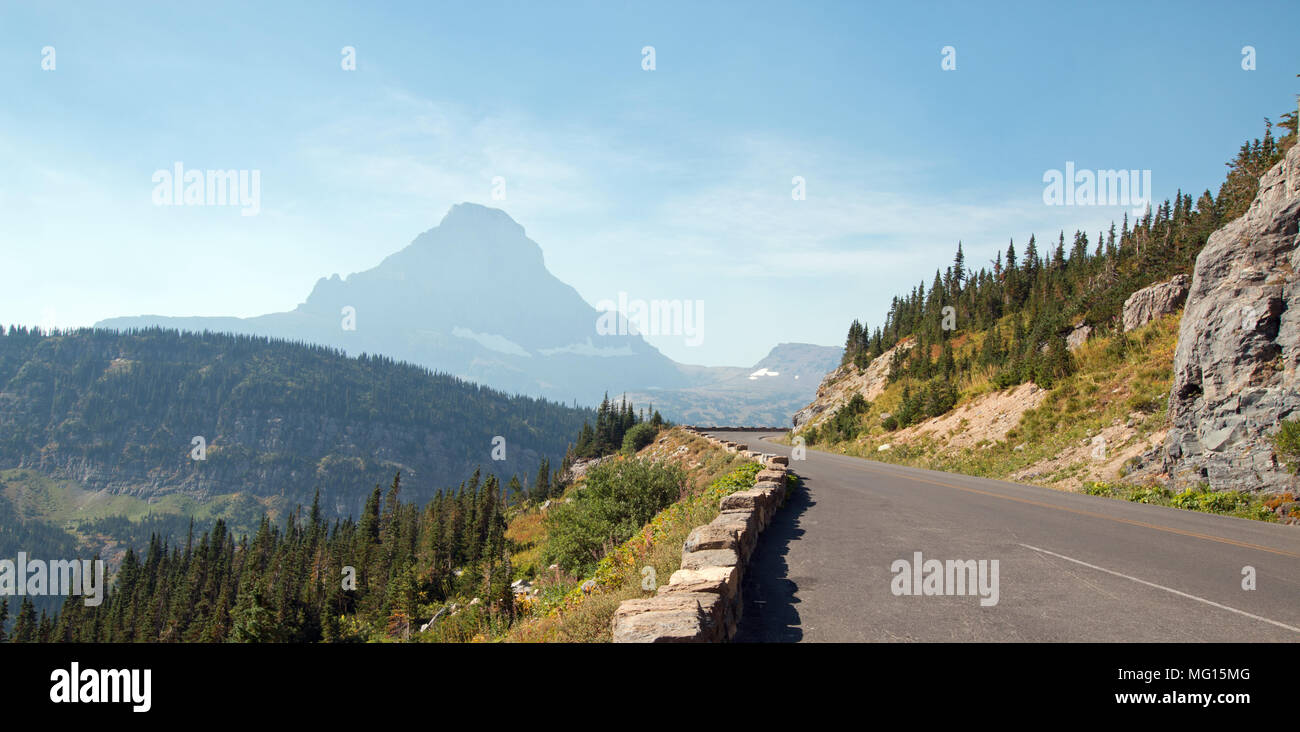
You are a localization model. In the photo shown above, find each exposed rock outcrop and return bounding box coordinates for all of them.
[791,340,912,431]
[1065,322,1092,350]
[1161,143,1300,491]
[889,382,1047,451]
[1123,275,1190,332]
[564,455,613,482]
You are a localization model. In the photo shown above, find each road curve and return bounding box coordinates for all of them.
[709,431,1300,642]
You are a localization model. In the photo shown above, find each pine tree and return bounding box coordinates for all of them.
[12,597,37,643]
[952,242,965,290]
[533,457,551,501]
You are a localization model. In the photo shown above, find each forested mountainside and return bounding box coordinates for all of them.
[816,116,1296,439]
[0,326,592,522]
[796,107,1298,508]
[12,395,690,644]
[4,470,515,643]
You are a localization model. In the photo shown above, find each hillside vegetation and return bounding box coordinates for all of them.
[0,326,591,526]
[793,115,1297,522]
[501,429,762,643]
[13,405,758,644]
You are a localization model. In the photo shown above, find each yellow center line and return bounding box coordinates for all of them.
[774,440,1300,560]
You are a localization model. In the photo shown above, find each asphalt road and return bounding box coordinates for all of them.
[709,431,1300,642]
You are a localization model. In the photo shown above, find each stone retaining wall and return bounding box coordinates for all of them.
[690,426,790,433]
[610,426,793,642]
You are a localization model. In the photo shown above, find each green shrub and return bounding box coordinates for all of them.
[1082,482,1116,497]
[620,422,660,455]
[886,380,958,432]
[803,425,822,445]
[822,393,871,442]
[1274,418,1300,474]
[1085,482,1274,521]
[1171,487,1254,514]
[542,459,685,575]
[1127,486,1170,504]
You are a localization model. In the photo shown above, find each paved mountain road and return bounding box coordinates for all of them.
[708,431,1300,642]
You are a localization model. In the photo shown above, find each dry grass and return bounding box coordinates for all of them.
[811,313,1183,489]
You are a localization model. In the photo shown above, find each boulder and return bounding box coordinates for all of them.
[1123,274,1190,332]
[1160,142,1300,491]
[720,488,777,527]
[683,523,740,553]
[1065,322,1092,350]
[719,488,762,510]
[680,547,740,571]
[660,566,743,637]
[663,565,741,605]
[709,509,760,558]
[611,592,724,643]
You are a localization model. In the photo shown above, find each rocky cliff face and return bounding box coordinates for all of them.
[1161,143,1300,492]
[791,340,912,431]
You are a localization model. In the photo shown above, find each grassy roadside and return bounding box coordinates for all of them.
[791,314,1282,523]
[504,458,761,642]
[417,427,762,642]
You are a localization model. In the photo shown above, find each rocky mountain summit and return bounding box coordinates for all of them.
[1159,142,1300,491]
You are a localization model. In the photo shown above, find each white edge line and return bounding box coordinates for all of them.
[1018,543,1300,635]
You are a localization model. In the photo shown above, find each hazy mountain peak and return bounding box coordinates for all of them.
[93,204,838,417]
[384,202,543,274]
[439,202,526,236]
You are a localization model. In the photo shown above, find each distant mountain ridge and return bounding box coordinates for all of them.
[98,203,840,425]
[624,342,843,426]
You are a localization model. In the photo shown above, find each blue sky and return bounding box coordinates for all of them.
[2,0,1298,367]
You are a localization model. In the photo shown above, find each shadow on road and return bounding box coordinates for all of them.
[733,473,813,642]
